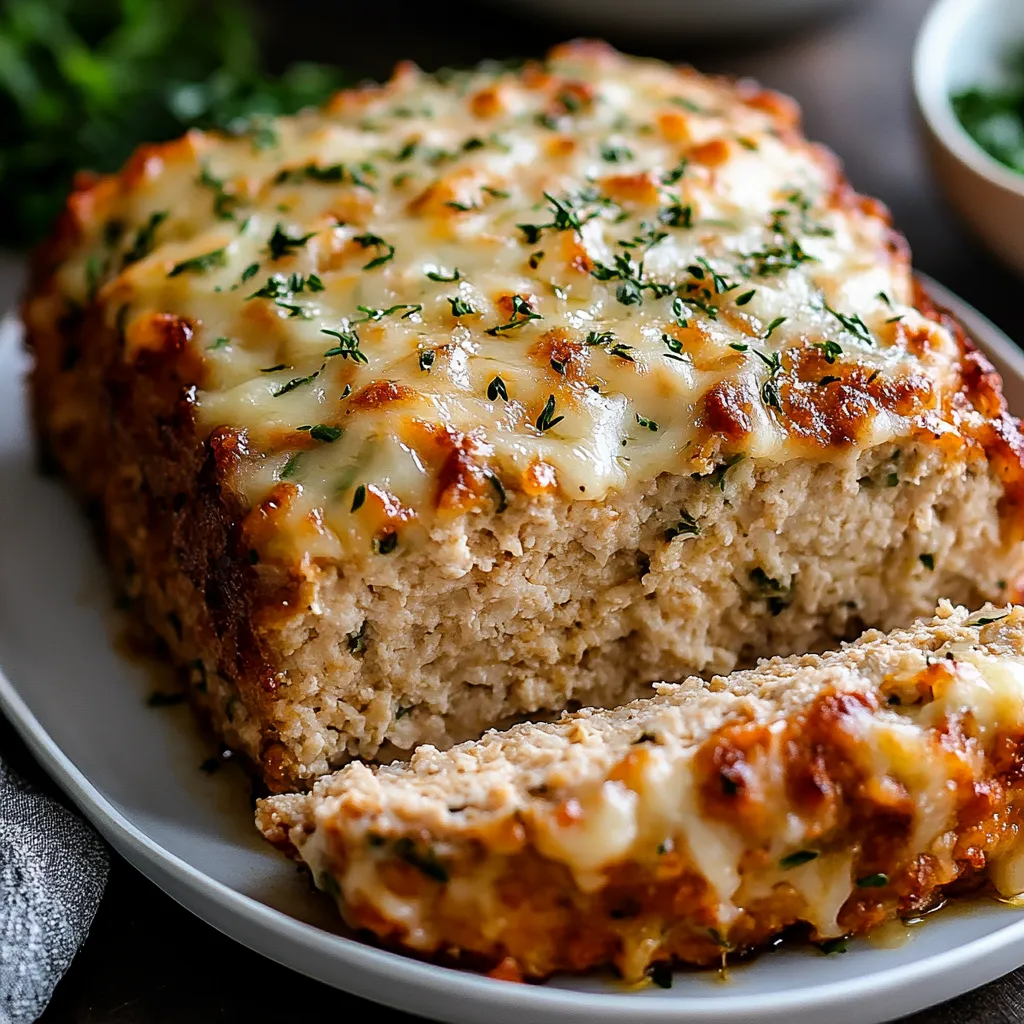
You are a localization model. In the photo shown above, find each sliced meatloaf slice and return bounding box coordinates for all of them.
[257,603,1024,980]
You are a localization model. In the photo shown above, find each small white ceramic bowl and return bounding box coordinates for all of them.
[914,0,1024,276]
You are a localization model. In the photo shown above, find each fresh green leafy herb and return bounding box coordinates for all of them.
[970,612,1010,626]
[448,297,476,317]
[168,246,227,277]
[780,850,818,869]
[763,316,787,339]
[208,336,231,350]
[636,413,659,432]
[280,452,302,478]
[272,366,323,397]
[322,328,367,364]
[535,394,564,433]
[952,50,1024,176]
[198,165,240,220]
[266,224,316,261]
[427,266,461,282]
[351,484,366,512]
[393,837,448,882]
[601,142,634,162]
[659,200,693,228]
[308,424,342,443]
[418,349,435,372]
[661,158,688,185]
[695,453,745,491]
[664,511,699,541]
[735,289,757,306]
[353,232,395,269]
[355,303,420,321]
[818,938,849,955]
[487,376,508,402]
[856,873,889,888]
[814,340,843,364]
[241,262,260,283]
[825,304,873,345]
[123,212,169,265]
[486,295,542,335]
[585,330,635,362]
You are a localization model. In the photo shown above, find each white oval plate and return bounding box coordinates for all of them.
[2,279,1024,1024]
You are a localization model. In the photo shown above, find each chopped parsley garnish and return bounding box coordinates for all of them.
[659,200,693,229]
[735,289,757,306]
[168,246,227,277]
[661,333,688,362]
[780,850,818,869]
[353,232,395,269]
[208,336,230,350]
[280,452,302,479]
[322,328,368,364]
[826,304,873,344]
[600,142,634,162]
[355,303,420,321]
[487,376,508,402]
[970,612,1010,626]
[272,366,323,397]
[261,363,288,373]
[123,211,168,265]
[535,394,564,433]
[814,340,843,364]
[817,938,849,955]
[590,251,670,307]
[350,485,366,512]
[636,413,659,432]
[585,330,635,362]
[763,316,787,339]
[393,837,448,882]
[198,165,240,220]
[241,262,260,283]
[308,424,342,443]
[418,349,435,372]
[661,158,688,185]
[664,511,699,541]
[266,224,316,260]
[856,873,888,888]
[517,188,607,242]
[740,239,816,277]
[448,297,476,317]
[275,162,377,191]
[695,453,745,491]
[426,266,461,282]
[919,553,935,571]
[486,294,542,335]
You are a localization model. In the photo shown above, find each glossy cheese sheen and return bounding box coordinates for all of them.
[62,43,962,558]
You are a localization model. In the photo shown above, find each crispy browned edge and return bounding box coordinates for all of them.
[22,45,1024,795]
[261,677,1024,981]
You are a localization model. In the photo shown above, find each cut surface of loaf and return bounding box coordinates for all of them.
[24,41,1024,790]
[257,603,1024,980]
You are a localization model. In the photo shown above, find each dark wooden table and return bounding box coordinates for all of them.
[12,0,1024,1020]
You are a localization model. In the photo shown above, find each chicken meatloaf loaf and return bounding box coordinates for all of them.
[258,603,1024,980]
[25,42,1024,791]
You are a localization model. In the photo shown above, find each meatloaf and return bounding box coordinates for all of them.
[257,602,1024,980]
[24,41,1024,791]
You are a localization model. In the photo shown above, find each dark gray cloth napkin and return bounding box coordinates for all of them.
[0,754,108,1024]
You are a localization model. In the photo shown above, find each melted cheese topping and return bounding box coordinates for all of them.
[59,42,963,559]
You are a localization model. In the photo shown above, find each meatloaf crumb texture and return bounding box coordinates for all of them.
[257,604,1024,980]
[24,42,1024,790]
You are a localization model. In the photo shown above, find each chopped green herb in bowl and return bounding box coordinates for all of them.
[952,46,1024,175]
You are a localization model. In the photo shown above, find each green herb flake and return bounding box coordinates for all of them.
[208,336,231,350]
[280,453,302,479]
[351,485,366,512]
[266,224,316,261]
[664,511,699,542]
[485,469,507,512]
[272,365,323,397]
[309,424,342,443]
[322,328,367,364]
[535,394,564,433]
[393,837,448,883]
[636,413,659,432]
[168,246,227,277]
[780,850,818,869]
[487,376,509,402]
[487,294,542,335]
[353,232,395,269]
[448,297,475,317]
[418,349,436,372]
[856,873,889,888]
[818,938,849,955]
[427,266,461,282]
[123,211,169,266]
[919,553,935,571]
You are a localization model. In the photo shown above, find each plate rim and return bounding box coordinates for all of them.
[3,274,1024,1022]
